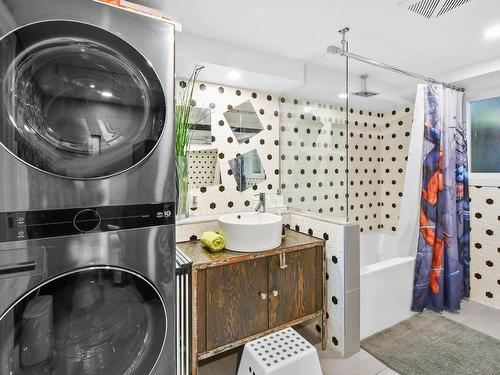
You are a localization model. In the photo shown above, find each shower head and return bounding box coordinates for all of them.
[326,45,343,55]
[352,74,379,97]
[352,91,379,98]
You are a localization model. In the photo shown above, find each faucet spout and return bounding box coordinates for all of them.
[254,193,266,213]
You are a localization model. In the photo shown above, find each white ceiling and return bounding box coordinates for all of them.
[138,0,500,109]
[456,69,500,101]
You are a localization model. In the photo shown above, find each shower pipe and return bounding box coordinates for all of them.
[327,27,465,92]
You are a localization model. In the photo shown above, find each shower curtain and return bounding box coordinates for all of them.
[411,85,470,312]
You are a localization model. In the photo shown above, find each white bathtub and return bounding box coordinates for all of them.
[360,231,416,339]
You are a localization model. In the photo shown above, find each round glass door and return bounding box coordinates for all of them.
[0,21,166,179]
[0,268,167,375]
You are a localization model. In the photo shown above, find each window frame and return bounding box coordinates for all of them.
[467,90,500,187]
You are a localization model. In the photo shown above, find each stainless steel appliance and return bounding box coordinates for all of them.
[0,0,175,209]
[0,224,176,375]
[0,0,177,373]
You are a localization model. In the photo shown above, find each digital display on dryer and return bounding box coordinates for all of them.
[0,202,175,242]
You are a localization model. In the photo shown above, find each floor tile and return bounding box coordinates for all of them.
[442,300,500,339]
[318,349,387,375]
[475,301,500,316]
[443,300,494,323]
[376,368,400,375]
[460,314,500,340]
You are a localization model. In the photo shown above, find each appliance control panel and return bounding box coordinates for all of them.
[0,202,175,243]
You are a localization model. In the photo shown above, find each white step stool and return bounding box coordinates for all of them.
[237,328,322,375]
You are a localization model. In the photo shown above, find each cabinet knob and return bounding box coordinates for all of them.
[259,292,268,300]
[271,290,279,297]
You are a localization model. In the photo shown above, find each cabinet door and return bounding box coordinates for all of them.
[268,247,322,327]
[206,258,268,350]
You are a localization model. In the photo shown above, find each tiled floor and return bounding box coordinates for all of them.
[198,300,500,375]
[442,300,500,340]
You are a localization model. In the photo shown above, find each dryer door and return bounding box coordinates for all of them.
[0,267,167,375]
[0,20,166,179]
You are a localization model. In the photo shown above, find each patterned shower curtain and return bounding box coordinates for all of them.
[411,85,470,312]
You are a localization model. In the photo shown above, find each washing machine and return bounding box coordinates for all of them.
[0,0,177,373]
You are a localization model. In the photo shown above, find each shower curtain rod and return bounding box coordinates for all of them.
[326,44,465,93]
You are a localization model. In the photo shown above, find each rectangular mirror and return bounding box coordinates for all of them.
[187,148,221,187]
[188,107,212,145]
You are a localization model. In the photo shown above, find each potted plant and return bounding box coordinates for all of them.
[175,65,204,219]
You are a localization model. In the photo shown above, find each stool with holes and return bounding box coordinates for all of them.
[237,327,322,375]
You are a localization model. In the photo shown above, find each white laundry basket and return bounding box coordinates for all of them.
[237,328,322,375]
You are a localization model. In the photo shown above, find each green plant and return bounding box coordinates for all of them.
[175,65,204,157]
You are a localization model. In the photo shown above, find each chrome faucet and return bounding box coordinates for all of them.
[255,193,266,213]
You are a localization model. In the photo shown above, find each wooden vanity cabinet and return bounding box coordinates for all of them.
[205,258,269,349]
[177,230,326,375]
[268,246,323,327]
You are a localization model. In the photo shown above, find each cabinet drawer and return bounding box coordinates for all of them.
[205,258,268,350]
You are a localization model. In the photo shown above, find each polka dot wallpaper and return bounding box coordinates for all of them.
[280,96,414,233]
[183,80,413,232]
[349,107,414,233]
[470,186,500,309]
[180,81,280,216]
[279,97,348,218]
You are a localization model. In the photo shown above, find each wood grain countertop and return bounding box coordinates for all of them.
[176,229,325,270]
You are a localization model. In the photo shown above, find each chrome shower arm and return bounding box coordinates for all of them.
[326,43,464,92]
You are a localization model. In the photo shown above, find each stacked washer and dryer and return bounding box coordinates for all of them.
[0,0,177,374]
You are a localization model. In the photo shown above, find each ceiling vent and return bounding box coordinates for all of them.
[435,0,471,17]
[407,0,472,18]
[408,0,440,18]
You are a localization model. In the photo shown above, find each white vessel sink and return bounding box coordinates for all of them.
[218,212,283,252]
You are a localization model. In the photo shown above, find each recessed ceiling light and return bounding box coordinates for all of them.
[101,91,113,98]
[304,106,312,113]
[338,93,348,99]
[485,25,500,40]
[226,70,241,80]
